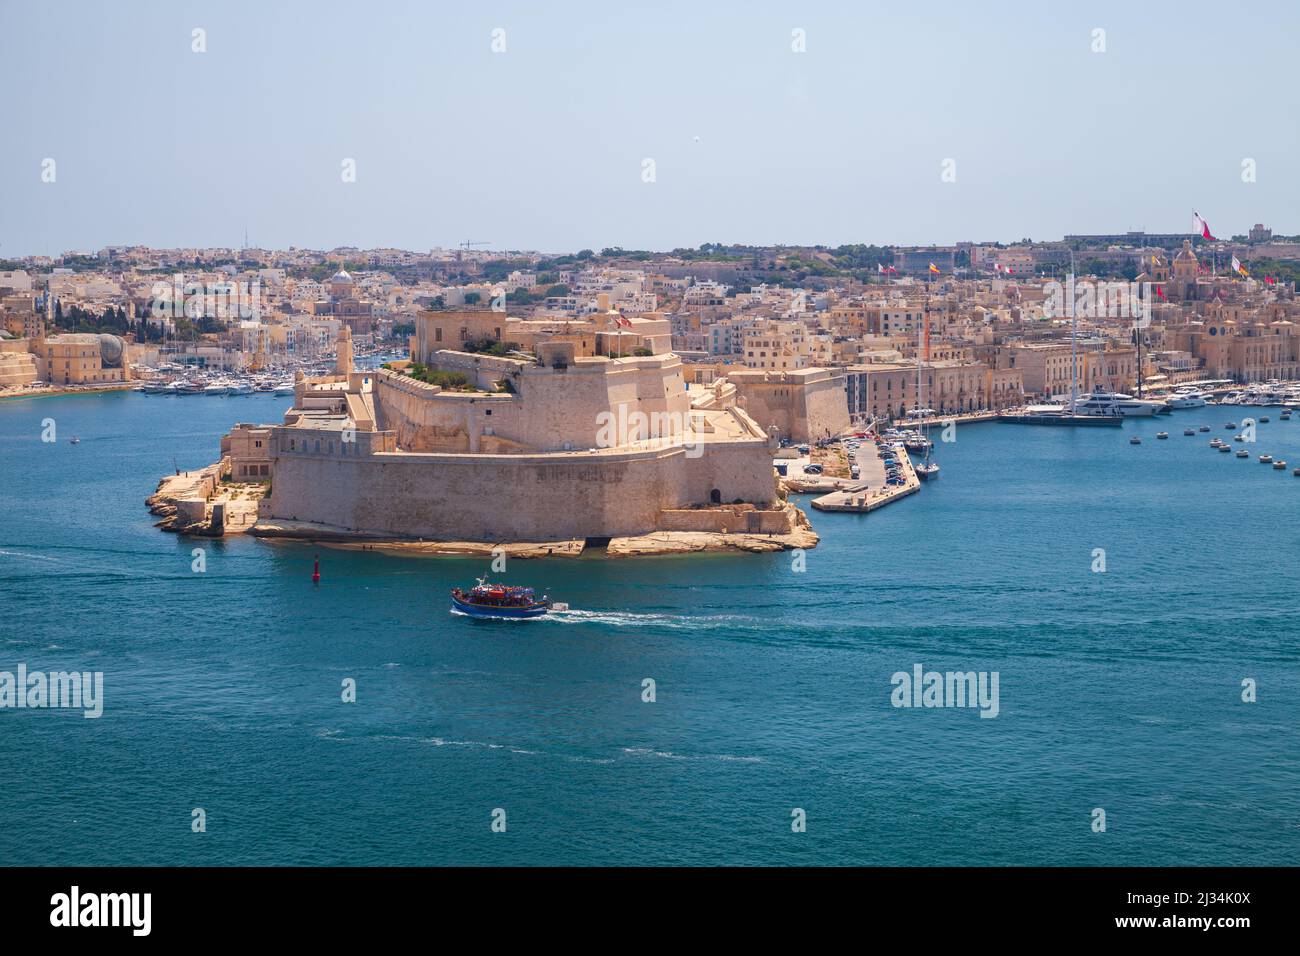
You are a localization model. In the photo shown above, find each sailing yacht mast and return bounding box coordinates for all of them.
[1069,250,1078,407]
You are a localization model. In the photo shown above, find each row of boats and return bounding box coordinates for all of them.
[1007,386,1293,426]
[136,377,295,396]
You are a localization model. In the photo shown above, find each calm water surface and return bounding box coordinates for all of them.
[1,392,1297,865]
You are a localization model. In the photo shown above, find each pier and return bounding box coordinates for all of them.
[810,441,921,513]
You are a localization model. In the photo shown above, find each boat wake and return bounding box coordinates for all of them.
[541,609,755,629]
[315,730,756,765]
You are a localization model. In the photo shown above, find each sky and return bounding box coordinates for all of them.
[1,0,1298,257]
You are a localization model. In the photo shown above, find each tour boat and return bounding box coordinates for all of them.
[451,578,553,618]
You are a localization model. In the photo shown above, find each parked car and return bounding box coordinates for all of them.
[803,464,823,475]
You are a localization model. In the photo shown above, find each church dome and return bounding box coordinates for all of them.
[98,333,124,367]
[330,268,354,284]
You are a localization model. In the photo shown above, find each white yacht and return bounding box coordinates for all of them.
[1071,390,1163,417]
[1239,385,1289,406]
[1166,390,1208,409]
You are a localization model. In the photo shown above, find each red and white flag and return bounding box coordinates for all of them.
[1193,211,1217,240]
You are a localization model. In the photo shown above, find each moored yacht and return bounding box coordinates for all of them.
[1071,390,1164,417]
[1166,390,1208,409]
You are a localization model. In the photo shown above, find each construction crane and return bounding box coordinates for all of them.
[459,240,490,251]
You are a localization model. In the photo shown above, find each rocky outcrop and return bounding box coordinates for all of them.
[606,504,817,557]
[147,461,266,536]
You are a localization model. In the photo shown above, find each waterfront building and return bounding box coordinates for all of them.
[38,333,129,385]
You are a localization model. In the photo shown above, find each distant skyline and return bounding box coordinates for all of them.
[2,0,1298,257]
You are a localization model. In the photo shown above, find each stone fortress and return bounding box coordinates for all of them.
[185,303,817,555]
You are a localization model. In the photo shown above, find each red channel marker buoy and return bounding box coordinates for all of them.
[312,555,320,585]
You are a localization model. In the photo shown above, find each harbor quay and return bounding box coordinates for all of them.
[810,437,921,513]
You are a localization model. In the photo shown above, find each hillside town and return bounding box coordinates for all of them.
[5,226,1300,443]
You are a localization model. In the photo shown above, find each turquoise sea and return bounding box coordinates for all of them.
[1,391,1297,865]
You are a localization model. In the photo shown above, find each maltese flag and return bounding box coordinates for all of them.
[1193,211,1217,240]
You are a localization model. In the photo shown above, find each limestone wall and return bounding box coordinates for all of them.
[730,369,850,443]
[262,439,777,541]
[657,506,793,534]
[374,356,692,454]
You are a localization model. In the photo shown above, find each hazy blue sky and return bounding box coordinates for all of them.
[2,0,1297,256]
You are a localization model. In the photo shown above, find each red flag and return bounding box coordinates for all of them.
[1193,211,1217,241]
[1155,285,1166,300]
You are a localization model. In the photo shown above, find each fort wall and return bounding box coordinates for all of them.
[262,439,776,541]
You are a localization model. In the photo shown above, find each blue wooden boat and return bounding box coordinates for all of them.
[451,578,552,618]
